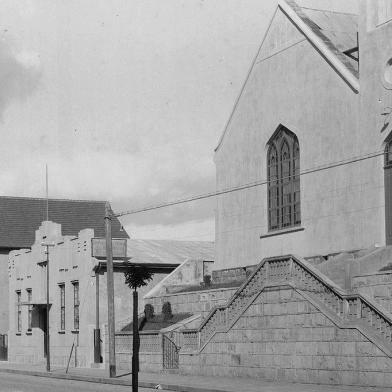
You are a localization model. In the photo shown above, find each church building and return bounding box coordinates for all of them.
[214,0,392,271]
[140,1,392,387]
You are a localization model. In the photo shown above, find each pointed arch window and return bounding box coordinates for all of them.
[385,138,392,167]
[267,127,301,231]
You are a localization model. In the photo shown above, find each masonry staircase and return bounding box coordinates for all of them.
[181,255,392,357]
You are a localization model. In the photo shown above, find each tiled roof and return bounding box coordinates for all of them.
[127,239,214,265]
[0,196,129,249]
[289,1,359,75]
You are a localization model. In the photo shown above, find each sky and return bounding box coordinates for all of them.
[0,0,358,241]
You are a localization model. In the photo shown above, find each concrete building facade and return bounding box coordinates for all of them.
[0,196,127,334]
[8,221,214,367]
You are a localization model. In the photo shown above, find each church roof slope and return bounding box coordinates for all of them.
[293,4,359,73]
[0,196,128,249]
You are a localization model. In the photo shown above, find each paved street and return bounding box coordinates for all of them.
[0,373,166,392]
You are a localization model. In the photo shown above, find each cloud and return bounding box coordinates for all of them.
[0,44,41,119]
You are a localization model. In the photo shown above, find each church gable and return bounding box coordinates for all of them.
[257,8,305,62]
[215,0,360,153]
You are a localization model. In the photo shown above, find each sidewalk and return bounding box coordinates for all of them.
[0,362,389,392]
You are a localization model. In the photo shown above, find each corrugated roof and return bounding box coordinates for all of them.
[127,239,214,264]
[0,196,128,249]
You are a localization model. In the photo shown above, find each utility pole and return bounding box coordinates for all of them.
[94,272,101,363]
[132,289,139,392]
[43,165,53,372]
[105,202,116,377]
[42,242,54,372]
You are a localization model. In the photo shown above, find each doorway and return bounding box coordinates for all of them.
[38,307,48,358]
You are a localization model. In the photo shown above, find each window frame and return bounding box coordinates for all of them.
[16,290,22,333]
[72,281,79,331]
[385,138,392,168]
[26,288,32,331]
[59,283,65,331]
[267,126,301,232]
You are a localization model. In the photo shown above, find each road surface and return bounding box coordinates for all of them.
[0,373,166,391]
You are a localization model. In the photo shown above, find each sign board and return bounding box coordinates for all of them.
[91,238,127,259]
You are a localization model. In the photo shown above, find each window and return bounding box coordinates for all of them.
[16,291,21,333]
[72,282,79,330]
[267,126,301,231]
[385,138,392,166]
[59,284,65,331]
[26,289,32,331]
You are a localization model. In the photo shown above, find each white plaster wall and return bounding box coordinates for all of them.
[0,252,9,334]
[7,221,169,366]
[214,8,392,270]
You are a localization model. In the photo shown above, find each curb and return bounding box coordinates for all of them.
[0,367,228,392]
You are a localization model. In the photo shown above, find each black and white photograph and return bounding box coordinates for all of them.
[0,0,392,391]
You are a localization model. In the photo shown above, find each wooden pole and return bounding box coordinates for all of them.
[132,289,139,392]
[46,244,50,372]
[65,342,75,373]
[94,272,101,363]
[105,202,116,377]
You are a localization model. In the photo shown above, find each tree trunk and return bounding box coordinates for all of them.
[132,290,139,392]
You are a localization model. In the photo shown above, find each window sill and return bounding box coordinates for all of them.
[71,330,79,334]
[58,331,65,334]
[260,226,304,239]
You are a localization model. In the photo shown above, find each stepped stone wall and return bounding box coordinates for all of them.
[146,287,237,318]
[180,287,392,387]
[352,271,392,314]
[212,265,257,284]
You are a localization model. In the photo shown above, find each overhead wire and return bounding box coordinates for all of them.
[115,149,385,218]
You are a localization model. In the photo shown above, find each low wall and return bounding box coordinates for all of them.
[212,265,257,285]
[105,331,162,372]
[352,271,392,314]
[179,287,392,387]
[145,287,237,319]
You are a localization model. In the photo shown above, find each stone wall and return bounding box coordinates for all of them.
[146,287,237,319]
[212,265,257,285]
[107,331,162,372]
[179,287,392,387]
[352,271,392,314]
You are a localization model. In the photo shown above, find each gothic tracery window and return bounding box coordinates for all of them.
[267,127,301,231]
[385,138,392,166]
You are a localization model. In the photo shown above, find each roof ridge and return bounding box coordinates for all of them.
[0,195,107,204]
[283,0,359,77]
[298,6,358,17]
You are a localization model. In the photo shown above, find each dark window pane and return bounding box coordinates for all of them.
[73,282,79,330]
[267,128,300,230]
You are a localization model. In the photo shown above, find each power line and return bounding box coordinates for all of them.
[115,150,384,218]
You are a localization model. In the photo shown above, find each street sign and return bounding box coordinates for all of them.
[91,238,127,259]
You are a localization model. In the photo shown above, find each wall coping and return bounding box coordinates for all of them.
[352,270,392,279]
[146,286,238,300]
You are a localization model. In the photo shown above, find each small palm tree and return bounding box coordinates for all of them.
[124,265,154,392]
